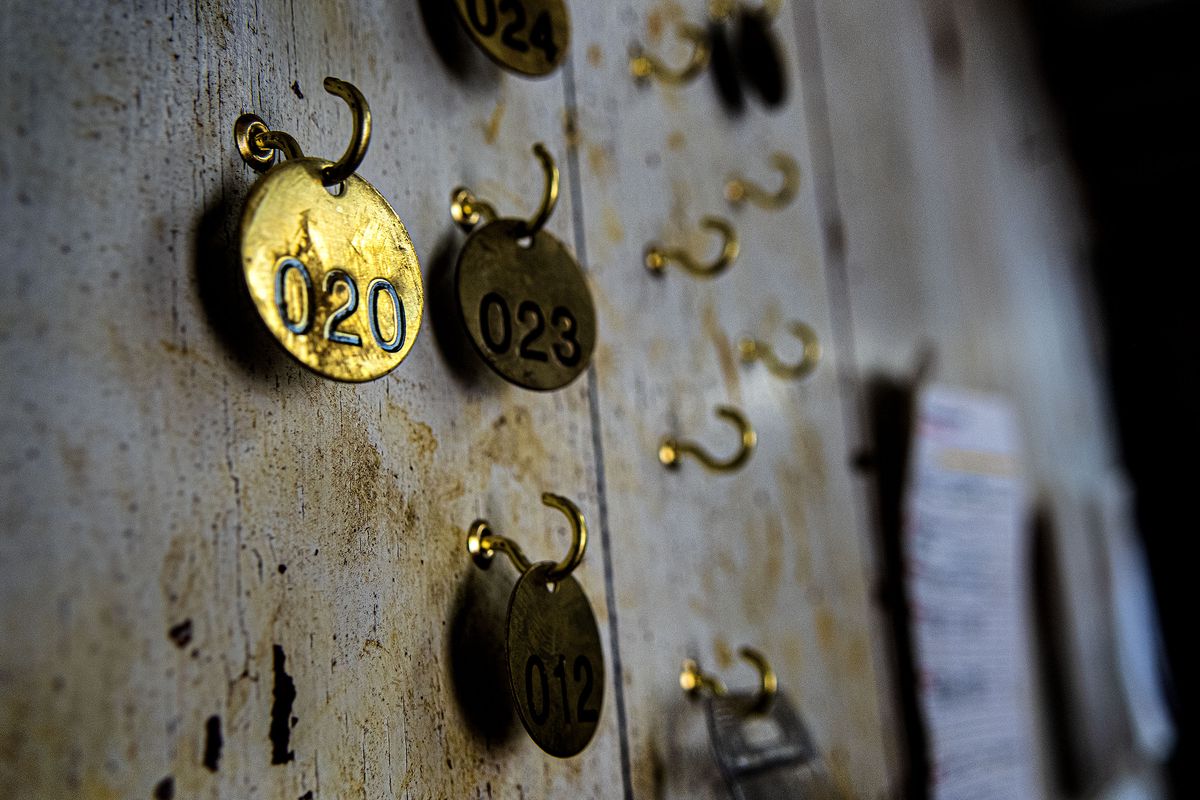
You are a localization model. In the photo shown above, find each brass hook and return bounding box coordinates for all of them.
[466,492,587,584]
[680,646,778,715]
[725,152,800,210]
[319,77,372,187]
[233,76,371,188]
[451,143,560,238]
[630,23,711,86]
[739,320,821,380]
[660,405,756,472]
[644,216,739,278]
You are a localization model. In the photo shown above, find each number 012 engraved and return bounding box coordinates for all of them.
[523,653,601,726]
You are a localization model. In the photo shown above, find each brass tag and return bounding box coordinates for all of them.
[453,0,570,77]
[506,562,604,758]
[456,219,595,390]
[240,158,424,382]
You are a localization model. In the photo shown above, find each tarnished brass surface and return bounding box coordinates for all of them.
[453,0,570,77]
[456,219,595,390]
[506,563,604,758]
[240,158,423,381]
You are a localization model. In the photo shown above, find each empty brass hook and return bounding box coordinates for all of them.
[466,492,586,583]
[739,320,821,379]
[725,152,800,210]
[644,217,739,278]
[630,23,711,86]
[681,646,778,715]
[234,76,370,188]
[659,405,756,472]
[451,143,560,238]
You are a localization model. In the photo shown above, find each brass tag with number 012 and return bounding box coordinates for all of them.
[466,493,604,758]
[235,79,423,382]
[508,562,604,757]
[453,0,570,77]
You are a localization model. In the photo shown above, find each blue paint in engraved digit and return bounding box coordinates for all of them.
[367,278,406,353]
[323,269,363,347]
[274,258,315,334]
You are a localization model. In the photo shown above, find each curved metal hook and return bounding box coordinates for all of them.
[659,405,756,472]
[644,216,739,278]
[466,492,587,584]
[630,23,711,86]
[450,143,560,238]
[320,77,372,187]
[737,646,778,715]
[739,320,822,380]
[680,646,778,715]
[233,76,369,188]
[725,152,800,210]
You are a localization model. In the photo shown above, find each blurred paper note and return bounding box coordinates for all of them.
[904,385,1037,799]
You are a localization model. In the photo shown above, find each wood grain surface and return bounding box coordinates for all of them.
[0,1,1115,798]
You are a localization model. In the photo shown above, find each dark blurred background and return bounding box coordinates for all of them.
[1024,0,1196,795]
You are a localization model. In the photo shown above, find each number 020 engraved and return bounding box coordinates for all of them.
[273,257,406,353]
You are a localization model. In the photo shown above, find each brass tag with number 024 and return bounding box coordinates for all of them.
[453,0,570,77]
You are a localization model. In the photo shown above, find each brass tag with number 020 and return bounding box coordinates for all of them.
[452,144,595,391]
[453,0,570,77]
[235,79,423,382]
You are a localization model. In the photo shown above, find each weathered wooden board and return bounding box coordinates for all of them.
[566,3,893,797]
[1,1,1118,799]
[806,0,1124,793]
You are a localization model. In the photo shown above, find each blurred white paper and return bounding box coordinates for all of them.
[904,385,1037,800]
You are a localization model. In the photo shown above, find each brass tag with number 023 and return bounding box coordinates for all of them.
[453,144,595,391]
[457,219,595,390]
[236,79,423,382]
[453,0,570,77]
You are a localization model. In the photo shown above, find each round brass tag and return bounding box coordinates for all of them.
[506,562,604,758]
[453,0,570,77]
[240,158,423,382]
[456,219,595,391]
